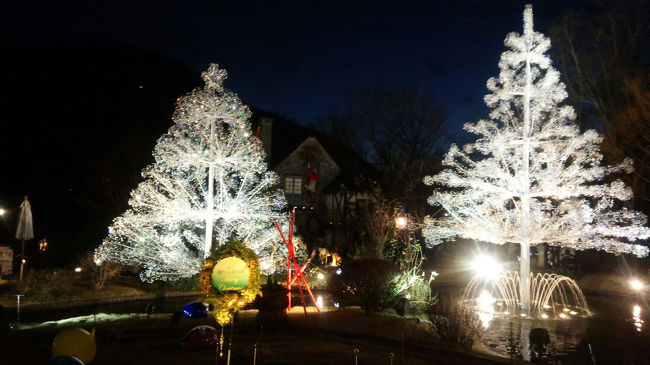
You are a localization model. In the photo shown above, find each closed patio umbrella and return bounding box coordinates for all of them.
[16,196,33,281]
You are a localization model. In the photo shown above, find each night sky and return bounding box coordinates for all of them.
[0,0,600,266]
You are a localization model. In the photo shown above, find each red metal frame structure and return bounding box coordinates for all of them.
[273,210,320,314]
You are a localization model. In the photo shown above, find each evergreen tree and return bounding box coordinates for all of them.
[423,6,649,312]
[95,64,286,281]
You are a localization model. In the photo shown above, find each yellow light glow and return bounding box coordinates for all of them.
[559,313,567,319]
[541,313,549,319]
[395,216,408,229]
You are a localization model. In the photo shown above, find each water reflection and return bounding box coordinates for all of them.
[476,290,496,328]
[632,304,643,332]
[480,315,587,362]
[475,295,650,364]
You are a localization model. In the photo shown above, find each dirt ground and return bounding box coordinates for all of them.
[0,307,507,365]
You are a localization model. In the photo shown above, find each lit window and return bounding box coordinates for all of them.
[285,176,303,195]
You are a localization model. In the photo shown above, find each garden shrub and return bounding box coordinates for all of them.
[328,258,399,315]
[426,294,484,349]
[254,277,289,326]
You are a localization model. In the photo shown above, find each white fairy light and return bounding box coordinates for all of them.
[94,64,287,282]
[423,5,650,312]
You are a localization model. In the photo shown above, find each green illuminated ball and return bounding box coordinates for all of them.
[211,257,250,293]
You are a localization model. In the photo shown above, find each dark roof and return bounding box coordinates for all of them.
[249,109,377,191]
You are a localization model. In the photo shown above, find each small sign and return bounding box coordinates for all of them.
[0,246,13,275]
[211,257,250,293]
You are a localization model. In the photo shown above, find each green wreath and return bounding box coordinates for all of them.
[198,240,262,325]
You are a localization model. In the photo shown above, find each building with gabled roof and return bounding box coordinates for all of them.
[251,110,376,257]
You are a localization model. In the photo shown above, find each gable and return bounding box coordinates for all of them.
[275,136,341,193]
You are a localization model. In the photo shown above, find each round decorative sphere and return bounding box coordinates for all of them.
[52,328,96,364]
[202,258,216,270]
[181,325,219,351]
[44,356,85,365]
[182,301,208,319]
[211,257,250,293]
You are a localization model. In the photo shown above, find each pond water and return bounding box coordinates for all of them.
[6,292,650,364]
[479,293,650,364]
[10,295,197,323]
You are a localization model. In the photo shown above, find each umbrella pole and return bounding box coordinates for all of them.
[19,239,25,281]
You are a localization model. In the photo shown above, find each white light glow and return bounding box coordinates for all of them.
[334,302,340,308]
[541,313,549,319]
[633,305,641,317]
[74,267,82,273]
[316,296,323,308]
[469,255,502,280]
[317,273,325,280]
[559,313,567,319]
[629,279,645,291]
[476,290,496,328]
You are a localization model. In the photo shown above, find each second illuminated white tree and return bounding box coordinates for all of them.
[95,64,286,281]
[423,5,650,313]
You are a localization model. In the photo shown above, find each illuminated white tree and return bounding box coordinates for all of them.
[95,64,286,281]
[423,5,650,312]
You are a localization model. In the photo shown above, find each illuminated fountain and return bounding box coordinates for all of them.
[463,271,590,319]
[461,256,590,320]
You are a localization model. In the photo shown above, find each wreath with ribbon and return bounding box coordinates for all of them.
[198,240,262,325]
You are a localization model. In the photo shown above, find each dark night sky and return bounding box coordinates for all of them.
[0,0,601,265]
[3,0,598,123]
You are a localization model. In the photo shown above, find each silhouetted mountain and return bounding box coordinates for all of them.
[0,38,200,266]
